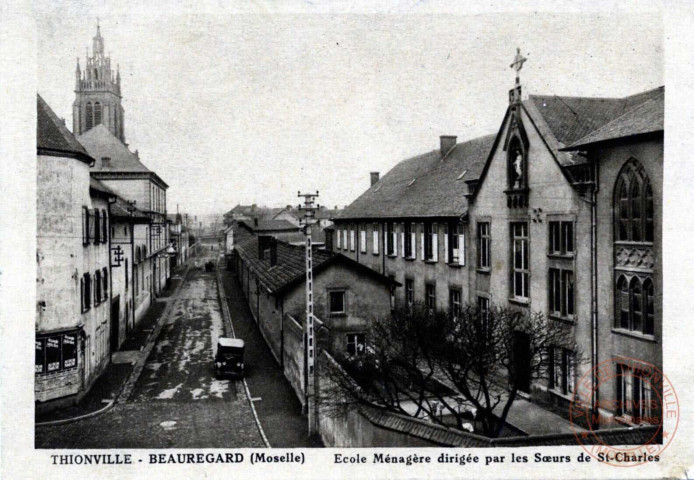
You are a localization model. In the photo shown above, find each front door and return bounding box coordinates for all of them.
[511,331,531,393]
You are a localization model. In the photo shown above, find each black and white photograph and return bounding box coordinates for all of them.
[1,1,693,479]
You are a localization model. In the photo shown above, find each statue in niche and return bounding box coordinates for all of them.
[512,147,524,189]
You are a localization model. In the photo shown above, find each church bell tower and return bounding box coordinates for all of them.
[73,20,125,142]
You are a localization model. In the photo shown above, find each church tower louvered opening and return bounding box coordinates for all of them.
[73,20,125,142]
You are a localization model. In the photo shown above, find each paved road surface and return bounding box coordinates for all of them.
[221,264,323,448]
[36,253,264,448]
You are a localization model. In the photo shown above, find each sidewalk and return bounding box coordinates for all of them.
[35,268,184,425]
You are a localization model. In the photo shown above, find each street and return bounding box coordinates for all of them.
[36,250,265,448]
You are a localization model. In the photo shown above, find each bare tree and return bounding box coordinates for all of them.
[322,302,582,438]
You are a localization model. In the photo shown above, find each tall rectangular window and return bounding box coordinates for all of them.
[548,268,574,318]
[548,221,574,255]
[550,347,575,395]
[425,283,436,312]
[449,288,462,318]
[511,222,529,300]
[405,278,414,310]
[477,222,490,269]
[350,228,355,251]
[385,222,395,256]
[82,207,91,246]
[447,222,464,265]
[336,228,341,249]
[617,364,655,423]
[360,228,367,253]
[404,222,413,258]
[424,222,438,262]
[372,223,380,255]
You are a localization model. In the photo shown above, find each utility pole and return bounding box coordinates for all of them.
[298,190,319,435]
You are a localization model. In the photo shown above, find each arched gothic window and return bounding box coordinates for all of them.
[614,159,654,243]
[615,274,654,336]
[94,102,102,126]
[86,102,93,130]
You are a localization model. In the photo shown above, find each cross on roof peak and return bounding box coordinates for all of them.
[510,47,527,85]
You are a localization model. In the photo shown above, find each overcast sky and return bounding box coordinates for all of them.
[36,3,662,216]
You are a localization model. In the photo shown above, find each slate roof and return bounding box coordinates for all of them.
[78,124,151,172]
[37,94,93,163]
[562,90,664,150]
[109,195,150,221]
[240,219,300,233]
[340,134,496,220]
[235,236,397,295]
[527,87,664,148]
[89,177,116,198]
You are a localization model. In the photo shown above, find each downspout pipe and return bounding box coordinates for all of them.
[590,156,600,419]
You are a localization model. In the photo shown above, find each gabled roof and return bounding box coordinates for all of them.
[339,134,496,220]
[469,86,665,201]
[235,236,398,296]
[562,90,664,150]
[78,124,151,172]
[528,87,664,148]
[37,94,94,164]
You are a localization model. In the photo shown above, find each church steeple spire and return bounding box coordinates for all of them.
[73,21,125,142]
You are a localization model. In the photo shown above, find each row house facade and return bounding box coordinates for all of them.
[333,79,664,427]
[36,95,114,407]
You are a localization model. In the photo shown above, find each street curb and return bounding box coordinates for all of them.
[216,258,272,449]
[35,400,115,427]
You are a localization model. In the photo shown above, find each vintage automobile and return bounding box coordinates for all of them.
[214,337,245,378]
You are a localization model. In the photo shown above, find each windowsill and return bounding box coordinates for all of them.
[549,314,575,325]
[424,259,438,264]
[404,256,416,262]
[611,328,657,343]
[447,263,463,269]
[509,297,530,306]
[548,388,574,401]
[547,253,575,260]
[614,241,655,247]
[330,312,347,318]
[372,252,380,256]
[386,254,398,258]
[477,267,491,274]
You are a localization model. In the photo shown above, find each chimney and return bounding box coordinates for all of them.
[101,156,111,168]
[440,135,457,157]
[370,172,380,186]
[269,238,278,266]
[258,235,272,260]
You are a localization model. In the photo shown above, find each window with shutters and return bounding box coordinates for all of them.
[477,222,491,270]
[125,259,129,290]
[511,222,530,301]
[446,222,464,266]
[404,222,414,258]
[423,222,437,261]
[82,206,90,246]
[101,209,108,243]
[81,273,91,312]
[385,222,395,256]
[95,270,102,305]
[94,209,101,244]
[102,267,108,302]
[372,223,380,255]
